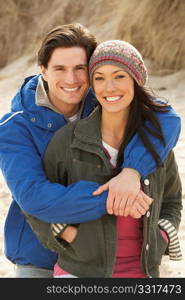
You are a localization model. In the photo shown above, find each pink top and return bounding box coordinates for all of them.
[112,215,146,277]
[53,215,146,277]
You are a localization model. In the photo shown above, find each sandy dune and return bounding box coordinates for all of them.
[0,58,184,277]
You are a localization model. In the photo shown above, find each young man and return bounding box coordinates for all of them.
[0,23,181,277]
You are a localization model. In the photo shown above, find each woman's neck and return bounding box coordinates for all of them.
[101,110,129,150]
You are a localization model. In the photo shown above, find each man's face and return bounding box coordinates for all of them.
[41,47,89,116]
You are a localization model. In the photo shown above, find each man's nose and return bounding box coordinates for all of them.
[64,71,78,85]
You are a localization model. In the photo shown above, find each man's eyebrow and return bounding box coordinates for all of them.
[52,64,88,68]
[75,64,88,67]
[52,65,65,69]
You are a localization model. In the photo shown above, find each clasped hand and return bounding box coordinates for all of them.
[93,168,153,218]
[60,168,153,243]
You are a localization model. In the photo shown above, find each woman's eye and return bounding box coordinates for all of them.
[116,75,125,79]
[94,77,103,81]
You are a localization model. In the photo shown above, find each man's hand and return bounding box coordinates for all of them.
[59,225,78,243]
[93,168,153,218]
[93,168,141,216]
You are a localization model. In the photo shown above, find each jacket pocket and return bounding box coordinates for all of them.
[147,226,168,268]
[67,219,105,265]
[70,159,114,184]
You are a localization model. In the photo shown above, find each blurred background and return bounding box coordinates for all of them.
[1,0,185,72]
[0,0,185,277]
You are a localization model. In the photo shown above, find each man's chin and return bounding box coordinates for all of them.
[64,94,87,103]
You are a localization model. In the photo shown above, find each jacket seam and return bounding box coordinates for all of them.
[0,111,24,126]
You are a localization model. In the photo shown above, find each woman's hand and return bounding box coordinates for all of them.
[59,225,78,243]
[128,190,153,218]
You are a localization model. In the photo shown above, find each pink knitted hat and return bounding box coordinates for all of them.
[89,40,148,87]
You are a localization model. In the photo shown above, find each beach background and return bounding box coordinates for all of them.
[0,0,184,277]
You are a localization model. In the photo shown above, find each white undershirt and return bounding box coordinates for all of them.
[102,141,118,167]
[68,114,78,122]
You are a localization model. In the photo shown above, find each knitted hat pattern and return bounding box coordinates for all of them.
[89,40,148,87]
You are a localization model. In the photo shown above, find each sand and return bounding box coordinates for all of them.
[0,57,184,277]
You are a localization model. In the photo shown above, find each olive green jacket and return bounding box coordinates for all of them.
[26,107,182,278]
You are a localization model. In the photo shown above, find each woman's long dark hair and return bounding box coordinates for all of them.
[116,81,170,168]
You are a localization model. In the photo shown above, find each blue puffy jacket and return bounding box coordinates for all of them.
[0,75,181,269]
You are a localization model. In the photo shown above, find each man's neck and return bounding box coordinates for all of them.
[49,97,80,117]
[47,88,81,117]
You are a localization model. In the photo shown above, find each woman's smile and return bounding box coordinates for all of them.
[104,96,122,103]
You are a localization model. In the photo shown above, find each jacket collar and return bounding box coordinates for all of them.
[71,106,119,170]
[73,106,102,147]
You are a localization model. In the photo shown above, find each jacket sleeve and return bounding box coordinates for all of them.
[0,116,107,224]
[158,151,183,260]
[123,105,181,177]
[160,151,182,230]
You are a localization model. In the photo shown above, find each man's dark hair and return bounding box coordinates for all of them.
[38,23,97,67]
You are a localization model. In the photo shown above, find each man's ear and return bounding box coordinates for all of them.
[40,65,47,82]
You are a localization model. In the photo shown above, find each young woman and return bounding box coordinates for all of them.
[26,40,182,278]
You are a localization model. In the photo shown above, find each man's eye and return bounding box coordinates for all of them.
[55,68,64,71]
[76,66,86,70]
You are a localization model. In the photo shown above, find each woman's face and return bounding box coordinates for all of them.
[92,64,134,114]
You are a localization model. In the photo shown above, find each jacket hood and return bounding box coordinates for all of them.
[11,75,40,113]
[10,75,96,132]
[10,74,67,131]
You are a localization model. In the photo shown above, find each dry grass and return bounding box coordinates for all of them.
[116,0,185,73]
[0,0,185,71]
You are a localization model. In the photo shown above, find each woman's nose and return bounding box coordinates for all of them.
[104,79,116,92]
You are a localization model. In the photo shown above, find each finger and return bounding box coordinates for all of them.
[93,182,109,195]
[139,190,153,205]
[135,195,149,211]
[112,196,123,216]
[130,210,142,219]
[106,191,115,214]
[118,198,128,216]
[124,194,135,216]
[133,202,146,215]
